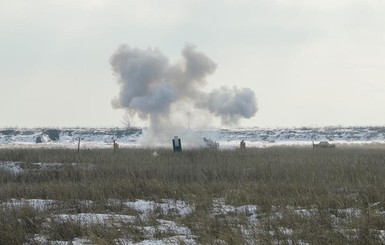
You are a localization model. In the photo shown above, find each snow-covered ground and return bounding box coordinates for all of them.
[1,126,385,149]
[2,196,385,244]
[1,197,196,245]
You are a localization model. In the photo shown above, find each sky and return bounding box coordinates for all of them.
[1,0,385,128]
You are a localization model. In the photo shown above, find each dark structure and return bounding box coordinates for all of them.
[172,136,182,152]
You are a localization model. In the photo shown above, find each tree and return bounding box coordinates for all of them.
[121,111,135,129]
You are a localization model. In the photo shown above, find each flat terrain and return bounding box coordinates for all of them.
[1,146,385,244]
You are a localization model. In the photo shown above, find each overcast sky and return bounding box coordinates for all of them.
[1,0,385,128]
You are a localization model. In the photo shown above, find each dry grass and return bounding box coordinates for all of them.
[1,146,385,243]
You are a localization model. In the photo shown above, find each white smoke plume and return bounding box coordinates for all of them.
[110,44,258,145]
[197,87,257,125]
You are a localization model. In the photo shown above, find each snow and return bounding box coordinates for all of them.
[1,126,385,149]
[51,213,194,244]
[140,219,192,237]
[3,197,385,244]
[0,161,23,174]
[116,237,196,245]
[269,227,294,236]
[124,199,194,216]
[293,209,314,217]
[337,208,362,218]
[2,198,56,211]
[0,161,94,175]
[0,198,195,244]
[212,198,258,216]
[53,213,136,225]
[32,236,91,245]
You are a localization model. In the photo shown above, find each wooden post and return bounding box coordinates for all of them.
[77,138,81,153]
[240,140,246,150]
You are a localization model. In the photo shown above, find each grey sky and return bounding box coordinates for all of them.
[1,0,385,128]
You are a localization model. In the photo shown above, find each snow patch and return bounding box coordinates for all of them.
[124,199,194,216]
[0,161,23,174]
[212,198,258,215]
[1,198,56,211]
[53,213,136,225]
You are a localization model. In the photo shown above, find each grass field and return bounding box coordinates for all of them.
[1,146,385,244]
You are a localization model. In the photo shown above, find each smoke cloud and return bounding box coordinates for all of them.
[110,44,258,144]
[197,87,257,125]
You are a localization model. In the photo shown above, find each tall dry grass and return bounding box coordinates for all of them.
[1,146,385,243]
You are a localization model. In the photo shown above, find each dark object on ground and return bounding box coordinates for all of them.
[240,140,246,149]
[113,140,119,152]
[313,141,336,148]
[172,136,182,152]
[35,136,42,143]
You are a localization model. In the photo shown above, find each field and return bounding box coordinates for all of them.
[1,146,385,244]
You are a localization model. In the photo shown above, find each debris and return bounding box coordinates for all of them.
[312,141,336,148]
[152,151,159,157]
